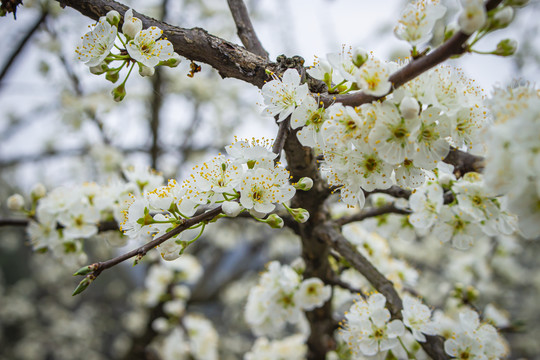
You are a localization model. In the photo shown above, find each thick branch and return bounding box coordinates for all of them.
[443,147,484,177]
[226,0,269,60]
[56,0,270,87]
[320,0,504,107]
[316,222,449,360]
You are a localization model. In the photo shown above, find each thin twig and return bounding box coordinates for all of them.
[0,11,48,90]
[226,0,269,60]
[325,276,367,299]
[0,218,28,227]
[87,205,222,278]
[336,203,410,226]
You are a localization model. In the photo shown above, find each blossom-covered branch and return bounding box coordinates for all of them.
[56,0,270,87]
[320,0,504,107]
[316,222,449,360]
[72,205,223,294]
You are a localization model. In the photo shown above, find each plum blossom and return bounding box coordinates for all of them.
[261,69,309,121]
[75,17,117,67]
[126,26,176,68]
[340,293,405,356]
[394,0,447,46]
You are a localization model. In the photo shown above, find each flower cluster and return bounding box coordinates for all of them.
[483,84,540,239]
[244,261,331,337]
[19,172,150,267]
[444,308,508,359]
[76,9,181,101]
[339,293,405,356]
[407,168,517,249]
[119,138,308,261]
[262,59,488,209]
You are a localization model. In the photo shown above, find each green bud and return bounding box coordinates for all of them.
[288,207,310,223]
[352,47,368,68]
[247,160,256,169]
[159,53,182,68]
[294,177,313,191]
[73,265,93,276]
[138,63,155,77]
[265,214,284,229]
[489,6,514,30]
[112,83,126,102]
[90,63,109,75]
[106,10,121,26]
[105,70,120,83]
[493,39,517,56]
[72,276,94,296]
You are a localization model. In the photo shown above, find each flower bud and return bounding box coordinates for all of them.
[7,194,25,211]
[265,214,284,229]
[399,96,420,119]
[72,275,94,296]
[352,47,369,68]
[222,201,242,217]
[106,10,121,26]
[90,63,109,75]
[491,6,514,29]
[31,183,46,199]
[122,9,142,39]
[105,70,119,83]
[493,39,517,56]
[112,83,126,102]
[458,3,487,35]
[295,177,313,191]
[288,207,310,223]
[160,53,182,68]
[138,63,155,77]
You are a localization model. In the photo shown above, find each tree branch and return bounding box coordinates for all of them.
[443,147,485,177]
[320,0,504,107]
[55,0,271,88]
[81,205,223,281]
[226,0,269,60]
[316,222,449,360]
[0,11,48,90]
[336,203,410,226]
[272,117,290,162]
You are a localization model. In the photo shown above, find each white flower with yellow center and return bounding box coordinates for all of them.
[239,167,295,214]
[369,102,420,165]
[126,26,176,68]
[394,0,446,46]
[75,17,117,67]
[261,69,309,121]
[355,58,392,96]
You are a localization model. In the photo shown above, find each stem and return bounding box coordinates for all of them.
[398,336,417,360]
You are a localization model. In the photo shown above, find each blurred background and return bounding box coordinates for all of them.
[1,0,539,358]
